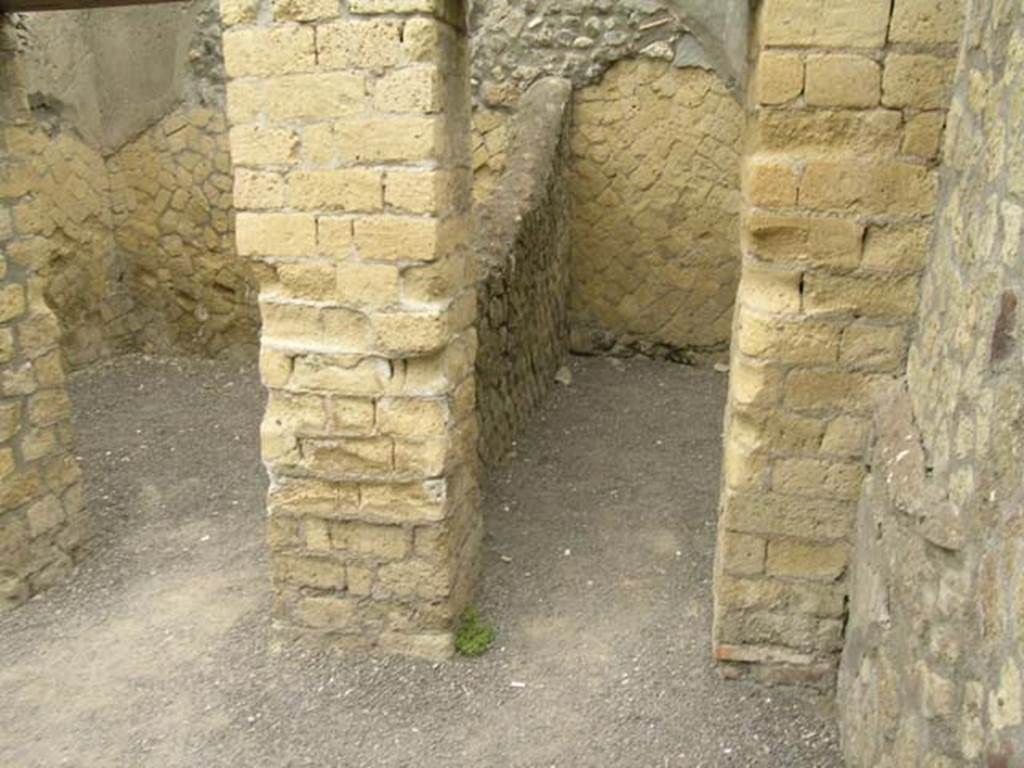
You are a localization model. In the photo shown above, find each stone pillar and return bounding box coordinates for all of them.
[0,23,87,609]
[221,0,478,657]
[714,0,962,684]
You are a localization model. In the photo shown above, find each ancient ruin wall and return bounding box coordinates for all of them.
[0,24,87,609]
[475,78,572,466]
[839,0,1024,762]
[468,0,748,204]
[713,0,962,686]
[223,0,480,658]
[110,105,258,359]
[568,59,742,361]
[469,1,747,361]
[3,122,135,368]
[8,2,257,365]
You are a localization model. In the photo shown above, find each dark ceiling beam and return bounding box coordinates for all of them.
[1,0,184,12]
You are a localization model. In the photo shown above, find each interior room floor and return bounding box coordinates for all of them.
[0,354,842,767]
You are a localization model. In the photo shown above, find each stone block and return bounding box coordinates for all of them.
[757,52,804,105]
[360,479,448,523]
[889,0,965,44]
[737,261,802,314]
[384,170,446,214]
[730,406,827,455]
[274,0,338,21]
[760,0,891,48]
[332,117,439,163]
[229,124,298,166]
[301,437,393,478]
[799,161,937,215]
[719,531,767,576]
[766,540,849,580]
[840,323,907,368]
[227,73,365,123]
[373,66,443,113]
[236,213,316,257]
[746,214,863,267]
[729,356,785,407]
[736,311,841,364]
[805,54,881,109]
[336,262,401,309]
[803,273,920,317]
[820,415,871,456]
[861,224,931,271]
[746,161,799,208]
[272,554,346,589]
[784,369,876,413]
[287,170,383,212]
[349,0,438,13]
[902,112,946,159]
[295,596,357,628]
[289,353,391,395]
[716,575,846,617]
[316,19,404,70]
[222,26,316,78]
[353,216,439,263]
[378,397,449,437]
[233,169,285,210]
[329,521,407,560]
[773,458,865,501]
[882,55,956,110]
[0,284,26,323]
[219,0,260,25]
[755,108,903,157]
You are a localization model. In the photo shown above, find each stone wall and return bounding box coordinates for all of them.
[475,77,572,466]
[839,0,1024,763]
[568,59,742,361]
[469,0,746,361]
[222,0,480,658]
[110,105,258,358]
[7,1,257,365]
[1,1,254,610]
[713,0,962,686]
[4,123,135,368]
[0,23,87,609]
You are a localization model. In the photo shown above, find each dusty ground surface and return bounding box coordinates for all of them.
[0,354,842,767]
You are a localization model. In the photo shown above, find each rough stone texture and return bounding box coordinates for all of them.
[713,0,962,686]
[568,59,742,361]
[468,0,743,206]
[0,23,87,611]
[474,78,572,466]
[222,0,481,657]
[469,4,746,362]
[1,1,254,609]
[109,106,258,359]
[3,124,136,368]
[839,0,1024,763]
[468,0,750,105]
[5,1,256,365]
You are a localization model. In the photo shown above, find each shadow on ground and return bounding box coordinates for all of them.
[0,355,842,767]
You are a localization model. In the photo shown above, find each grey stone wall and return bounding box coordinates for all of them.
[838,0,1024,763]
[475,78,573,466]
[11,0,226,151]
[469,0,749,107]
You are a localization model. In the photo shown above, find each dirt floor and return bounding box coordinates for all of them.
[0,354,843,767]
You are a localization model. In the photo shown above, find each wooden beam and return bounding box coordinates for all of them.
[1,0,185,12]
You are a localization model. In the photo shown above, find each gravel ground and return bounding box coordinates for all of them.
[0,354,843,767]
